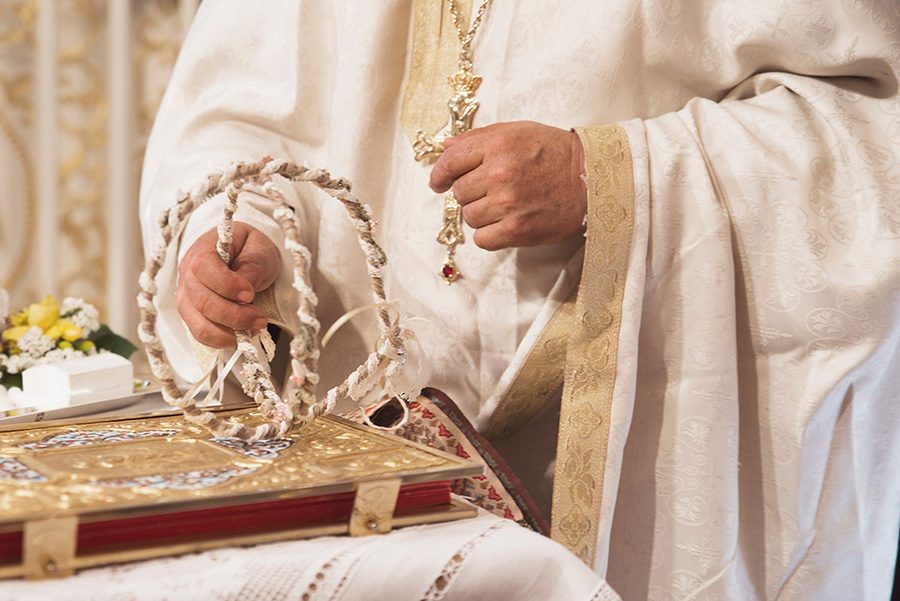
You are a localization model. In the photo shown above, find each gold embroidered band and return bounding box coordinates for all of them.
[551,124,635,566]
[483,286,577,440]
[400,0,473,145]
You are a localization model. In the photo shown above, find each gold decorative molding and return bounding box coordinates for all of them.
[0,0,189,314]
[56,0,107,311]
[135,0,180,162]
[0,104,37,291]
[0,1,36,47]
[0,0,37,294]
[0,0,189,335]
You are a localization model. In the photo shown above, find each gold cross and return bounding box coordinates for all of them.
[412,71,483,282]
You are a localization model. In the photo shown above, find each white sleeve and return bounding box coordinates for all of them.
[139,0,334,381]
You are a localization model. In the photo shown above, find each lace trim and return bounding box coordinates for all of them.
[299,555,338,601]
[418,521,508,600]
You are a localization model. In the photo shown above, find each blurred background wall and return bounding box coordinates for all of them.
[0,0,197,342]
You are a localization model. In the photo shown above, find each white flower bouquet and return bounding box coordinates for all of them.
[0,293,136,394]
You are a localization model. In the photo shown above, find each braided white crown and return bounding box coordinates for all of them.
[138,157,407,441]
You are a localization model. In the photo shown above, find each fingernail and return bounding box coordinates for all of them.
[239,290,254,303]
[253,317,268,330]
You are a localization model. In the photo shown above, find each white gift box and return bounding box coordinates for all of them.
[22,353,133,410]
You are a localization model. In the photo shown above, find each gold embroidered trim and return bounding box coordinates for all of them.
[551,124,634,566]
[483,286,577,440]
[399,0,473,145]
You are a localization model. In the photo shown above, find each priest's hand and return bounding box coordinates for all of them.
[429,120,587,251]
[177,222,280,347]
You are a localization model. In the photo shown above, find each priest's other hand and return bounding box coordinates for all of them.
[429,120,586,251]
[177,222,280,347]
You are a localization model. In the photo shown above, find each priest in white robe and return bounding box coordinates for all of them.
[140,0,900,598]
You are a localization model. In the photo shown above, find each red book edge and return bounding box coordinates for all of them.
[0,480,450,564]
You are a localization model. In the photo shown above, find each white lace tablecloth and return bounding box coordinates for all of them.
[0,510,619,601]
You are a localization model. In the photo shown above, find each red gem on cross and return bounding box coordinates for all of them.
[442,264,455,279]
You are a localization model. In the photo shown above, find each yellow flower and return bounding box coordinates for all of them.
[60,320,82,342]
[44,318,82,342]
[42,322,62,341]
[1,325,31,342]
[27,295,59,331]
[8,309,27,327]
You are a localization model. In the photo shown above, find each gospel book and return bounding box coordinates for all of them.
[0,404,482,580]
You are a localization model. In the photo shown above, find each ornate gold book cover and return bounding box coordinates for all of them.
[0,405,482,579]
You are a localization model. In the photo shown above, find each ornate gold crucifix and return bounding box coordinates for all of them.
[413,70,483,283]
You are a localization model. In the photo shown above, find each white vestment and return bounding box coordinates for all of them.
[141,1,900,599]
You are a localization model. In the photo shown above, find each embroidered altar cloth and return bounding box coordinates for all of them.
[0,510,619,601]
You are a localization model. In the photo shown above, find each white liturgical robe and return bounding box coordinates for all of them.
[141,0,900,599]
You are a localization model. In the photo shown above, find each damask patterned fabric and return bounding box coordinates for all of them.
[574,7,900,599]
[140,1,900,599]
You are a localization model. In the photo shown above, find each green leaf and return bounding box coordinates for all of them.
[1,373,22,390]
[87,324,113,342]
[89,324,137,359]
